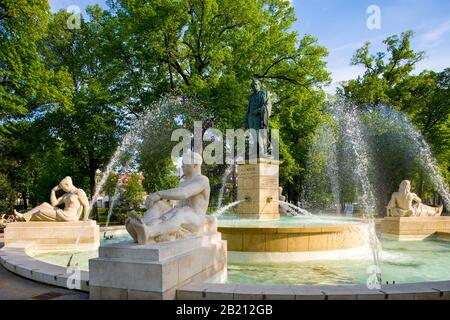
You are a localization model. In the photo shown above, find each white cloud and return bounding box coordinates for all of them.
[414,51,449,73]
[324,65,366,94]
[329,41,362,54]
[422,20,450,44]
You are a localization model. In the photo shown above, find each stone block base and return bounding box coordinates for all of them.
[237,158,280,220]
[4,220,99,249]
[381,216,450,241]
[89,232,227,300]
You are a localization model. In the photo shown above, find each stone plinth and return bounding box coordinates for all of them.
[89,232,227,300]
[4,220,99,249]
[381,216,450,241]
[237,158,280,220]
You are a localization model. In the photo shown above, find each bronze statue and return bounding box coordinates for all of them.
[244,79,272,156]
[244,79,271,131]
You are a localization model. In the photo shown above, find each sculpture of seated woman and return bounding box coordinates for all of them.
[13,176,90,222]
[125,151,211,244]
[386,180,443,217]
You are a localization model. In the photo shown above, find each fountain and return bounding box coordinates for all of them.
[2,84,450,300]
[329,101,382,288]
[217,164,233,209]
[215,82,371,264]
[304,123,341,214]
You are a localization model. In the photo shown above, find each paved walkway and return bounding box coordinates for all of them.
[0,238,88,300]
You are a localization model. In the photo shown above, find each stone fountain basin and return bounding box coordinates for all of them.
[218,223,370,263]
[0,241,90,291]
[2,236,450,300]
[2,223,450,300]
[0,221,102,293]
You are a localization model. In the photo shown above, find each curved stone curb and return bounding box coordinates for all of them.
[176,281,450,300]
[2,233,450,300]
[0,241,89,292]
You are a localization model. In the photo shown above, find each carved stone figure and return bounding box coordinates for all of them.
[125,151,211,244]
[13,176,90,222]
[386,180,443,217]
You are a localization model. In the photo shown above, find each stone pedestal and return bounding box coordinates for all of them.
[4,220,99,249]
[381,216,450,241]
[237,158,280,220]
[89,232,227,300]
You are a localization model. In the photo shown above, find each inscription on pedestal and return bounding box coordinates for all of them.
[237,159,280,220]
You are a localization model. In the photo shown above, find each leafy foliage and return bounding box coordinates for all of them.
[338,31,449,213]
[121,173,146,209]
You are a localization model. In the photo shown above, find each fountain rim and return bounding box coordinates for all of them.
[217,224,367,234]
[2,239,450,300]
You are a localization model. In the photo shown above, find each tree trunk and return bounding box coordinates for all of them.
[22,192,28,210]
[418,171,424,199]
[89,173,98,221]
[231,165,237,202]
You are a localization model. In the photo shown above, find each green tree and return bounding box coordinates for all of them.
[0,119,85,209]
[110,0,330,201]
[338,31,425,106]
[121,173,146,209]
[0,172,14,214]
[0,1,75,210]
[104,173,119,208]
[338,31,449,214]
[40,7,128,219]
[0,0,72,126]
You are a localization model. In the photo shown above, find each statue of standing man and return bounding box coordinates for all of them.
[244,79,272,157]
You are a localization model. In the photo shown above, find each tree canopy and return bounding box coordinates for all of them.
[337,31,449,214]
[0,1,448,217]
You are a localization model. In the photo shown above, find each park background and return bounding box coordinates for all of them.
[1,0,448,222]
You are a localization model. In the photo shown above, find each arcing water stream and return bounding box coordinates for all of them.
[217,164,233,209]
[275,200,313,216]
[375,105,450,210]
[330,102,382,289]
[213,200,244,217]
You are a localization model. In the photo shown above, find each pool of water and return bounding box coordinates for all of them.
[218,215,361,227]
[226,239,450,285]
[31,235,450,285]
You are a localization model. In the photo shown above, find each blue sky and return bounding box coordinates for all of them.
[49,0,449,92]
